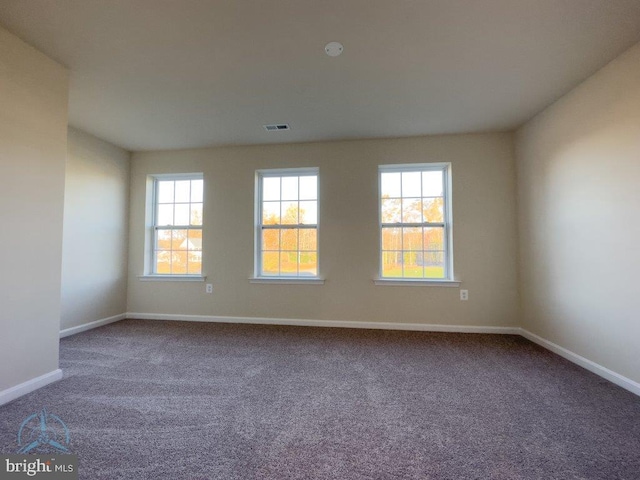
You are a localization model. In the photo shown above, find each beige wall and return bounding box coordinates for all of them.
[61,127,130,331]
[0,27,68,391]
[128,133,519,327]
[516,42,640,384]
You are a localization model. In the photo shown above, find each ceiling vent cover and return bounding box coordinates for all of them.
[264,124,290,131]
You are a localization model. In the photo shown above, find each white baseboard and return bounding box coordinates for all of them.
[60,313,126,338]
[0,369,63,407]
[520,329,640,397]
[126,312,521,334]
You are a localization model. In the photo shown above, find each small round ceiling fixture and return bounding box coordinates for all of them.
[325,42,344,57]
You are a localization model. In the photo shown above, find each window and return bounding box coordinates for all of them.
[256,169,318,278]
[379,163,452,280]
[152,174,203,275]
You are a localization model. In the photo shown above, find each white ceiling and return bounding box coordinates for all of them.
[1,1,640,151]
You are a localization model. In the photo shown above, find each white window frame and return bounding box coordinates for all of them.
[253,167,322,283]
[376,163,458,286]
[140,173,205,281]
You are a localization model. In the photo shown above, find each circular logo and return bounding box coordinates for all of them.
[17,408,71,454]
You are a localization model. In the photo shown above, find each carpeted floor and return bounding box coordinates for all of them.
[1,320,639,479]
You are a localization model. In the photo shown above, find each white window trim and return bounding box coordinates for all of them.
[249,277,325,285]
[254,167,321,281]
[377,162,455,283]
[373,278,460,287]
[141,173,204,279]
[138,274,206,282]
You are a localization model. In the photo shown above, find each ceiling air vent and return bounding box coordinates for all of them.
[264,124,290,132]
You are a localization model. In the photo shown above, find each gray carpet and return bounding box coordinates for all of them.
[1,320,639,479]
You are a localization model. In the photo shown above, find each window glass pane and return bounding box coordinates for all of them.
[190,179,204,202]
[402,252,423,278]
[402,171,422,197]
[262,202,280,224]
[381,251,402,277]
[157,181,174,203]
[281,228,298,251]
[381,172,401,198]
[299,252,317,276]
[262,252,279,276]
[299,201,317,225]
[381,227,401,251]
[263,177,280,201]
[281,202,298,224]
[381,198,401,223]
[157,204,173,226]
[422,197,444,223]
[403,227,422,251]
[424,251,445,278]
[280,251,298,275]
[174,204,190,225]
[262,229,279,250]
[187,230,202,251]
[172,252,188,274]
[175,180,190,203]
[187,252,202,274]
[402,198,422,223]
[281,177,299,200]
[423,227,444,251]
[422,171,443,197]
[156,251,171,274]
[299,176,317,200]
[172,230,188,250]
[156,229,172,250]
[299,228,317,251]
[190,203,203,226]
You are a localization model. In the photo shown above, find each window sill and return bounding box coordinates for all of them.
[249,277,325,285]
[373,278,461,287]
[138,275,206,282]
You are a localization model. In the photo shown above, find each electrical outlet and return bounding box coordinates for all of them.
[205,284,213,294]
[460,289,469,301]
